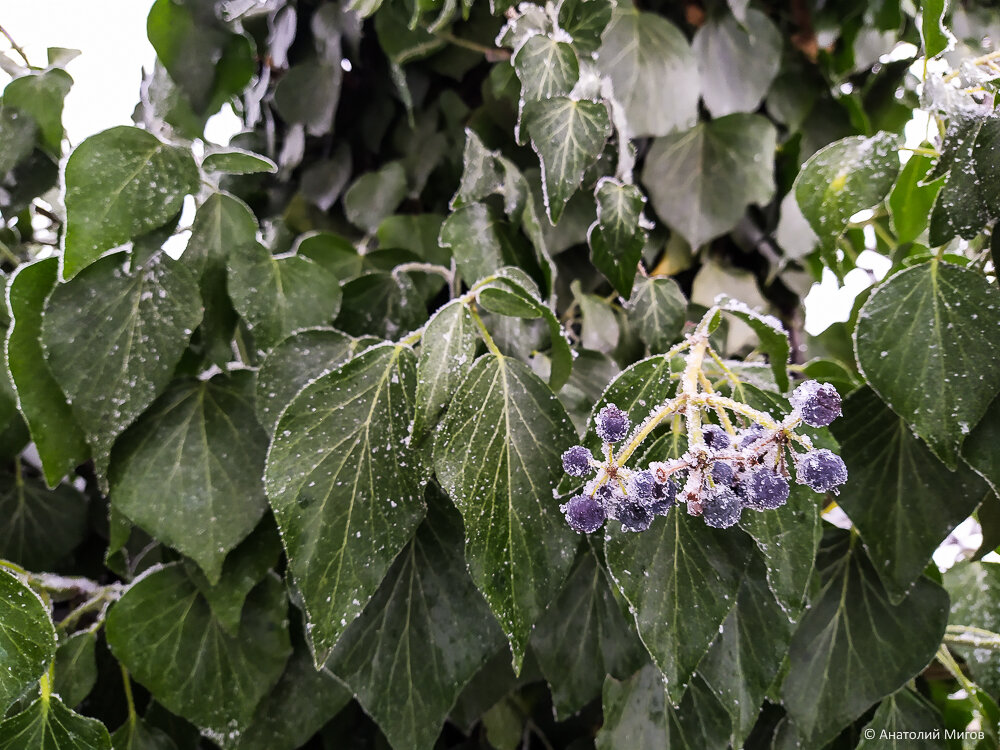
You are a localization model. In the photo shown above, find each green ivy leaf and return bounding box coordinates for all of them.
[625,277,686,354]
[588,178,647,298]
[692,9,781,118]
[343,162,408,235]
[781,529,949,744]
[919,0,952,58]
[557,0,613,53]
[440,204,534,289]
[605,511,754,703]
[273,61,342,136]
[964,394,1000,492]
[855,262,1000,468]
[42,253,203,481]
[0,105,37,177]
[530,542,646,719]
[53,630,97,709]
[927,118,993,247]
[106,566,291,737]
[62,127,198,279]
[0,696,111,750]
[434,354,578,671]
[227,242,342,352]
[888,153,943,245]
[0,569,56,711]
[5,258,90,486]
[414,301,478,444]
[111,719,178,750]
[202,149,277,175]
[719,299,790,392]
[596,7,699,138]
[3,69,72,153]
[264,344,426,665]
[521,97,611,224]
[643,114,777,249]
[833,387,989,601]
[512,35,579,102]
[329,488,503,750]
[793,132,899,249]
[857,688,945,750]
[335,271,425,339]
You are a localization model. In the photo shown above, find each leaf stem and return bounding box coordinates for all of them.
[943,50,1000,81]
[120,663,137,725]
[945,625,1000,651]
[468,303,501,357]
[0,24,31,67]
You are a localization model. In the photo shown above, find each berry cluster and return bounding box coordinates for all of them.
[558,320,848,534]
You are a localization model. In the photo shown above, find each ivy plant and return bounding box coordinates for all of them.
[1,0,1000,748]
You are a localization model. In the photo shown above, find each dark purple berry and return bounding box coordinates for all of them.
[617,498,653,532]
[739,424,766,449]
[791,381,842,428]
[630,470,655,499]
[702,424,730,450]
[701,487,742,528]
[711,462,735,486]
[596,404,630,443]
[797,449,848,493]
[649,480,677,515]
[595,483,620,507]
[562,495,606,533]
[742,468,790,510]
[561,445,593,477]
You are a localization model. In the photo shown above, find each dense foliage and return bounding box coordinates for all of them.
[1,0,1000,747]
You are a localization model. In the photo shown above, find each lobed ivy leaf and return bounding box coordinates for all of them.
[855,262,1000,468]
[329,488,504,750]
[0,696,111,750]
[106,567,291,739]
[62,126,199,279]
[512,35,579,102]
[557,0,613,53]
[264,343,426,665]
[5,258,89,486]
[434,354,578,671]
[781,529,949,745]
[643,114,777,249]
[588,178,647,298]
[42,252,202,483]
[856,688,945,750]
[626,277,686,354]
[0,569,56,712]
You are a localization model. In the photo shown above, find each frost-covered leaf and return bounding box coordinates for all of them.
[793,132,899,247]
[414,301,478,443]
[832,387,989,601]
[440,203,535,289]
[927,118,994,246]
[0,106,37,176]
[0,696,111,750]
[512,35,579,102]
[919,0,952,57]
[42,252,203,481]
[557,0,613,53]
[857,689,945,750]
[6,258,89,486]
[782,529,949,745]
[62,127,198,279]
[596,7,699,138]
[202,149,277,175]
[227,242,342,352]
[521,97,611,224]
[434,354,578,671]
[626,276,686,354]
[335,271,425,340]
[106,566,290,738]
[109,372,269,584]
[0,569,56,712]
[3,69,72,153]
[264,344,426,665]
[692,10,781,118]
[719,298,790,392]
[329,489,503,750]
[855,262,1000,468]
[589,178,647,298]
[643,114,777,249]
[604,511,754,703]
[888,153,942,244]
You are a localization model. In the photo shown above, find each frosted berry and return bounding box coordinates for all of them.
[790,380,842,428]
[702,424,730,450]
[630,470,655,499]
[739,424,766,448]
[596,404,630,443]
[701,487,742,528]
[742,468,790,510]
[562,445,593,477]
[649,479,676,515]
[618,498,653,532]
[797,449,848,493]
[562,495,606,533]
[711,462,735,486]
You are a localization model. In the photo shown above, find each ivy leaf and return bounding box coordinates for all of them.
[596,7,699,138]
[919,0,952,57]
[588,178,647,298]
[53,630,97,709]
[964,393,1000,492]
[604,511,754,703]
[434,354,578,671]
[557,0,613,53]
[855,262,1000,468]
[440,203,535,289]
[42,252,202,482]
[643,114,777,249]
[781,529,949,745]
[793,132,899,248]
[414,301,478,444]
[521,97,611,224]
[832,387,989,601]
[264,344,426,665]
[110,719,178,750]
[718,299,790,392]
[888,152,942,244]
[0,569,56,712]
[530,542,646,719]
[0,106,37,177]
[329,488,504,750]
[5,258,90,486]
[0,463,88,571]
[343,162,408,235]
[692,9,781,118]
[857,689,945,750]
[62,127,198,279]
[202,149,277,175]
[512,35,579,102]
[927,117,990,246]
[0,696,111,750]
[227,242,342,352]
[106,567,291,737]
[625,277,686,354]
[3,69,73,153]
[272,61,341,137]
[335,271,426,340]
[943,561,1000,698]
